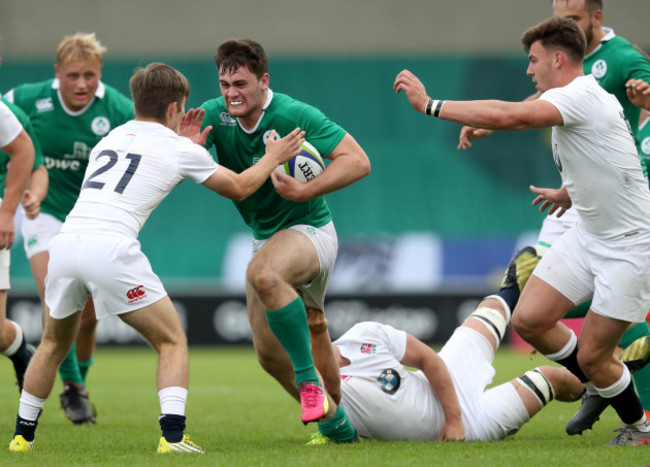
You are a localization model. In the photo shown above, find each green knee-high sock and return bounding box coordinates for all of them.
[78,356,94,386]
[318,406,357,442]
[265,297,319,386]
[620,321,650,412]
[564,300,591,319]
[58,343,84,386]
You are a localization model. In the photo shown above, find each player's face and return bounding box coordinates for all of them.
[527,42,557,93]
[55,58,102,111]
[553,0,595,45]
[218,66,269,124]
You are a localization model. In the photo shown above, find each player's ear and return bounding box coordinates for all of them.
[259,73,269,91]
[592,9,603,28]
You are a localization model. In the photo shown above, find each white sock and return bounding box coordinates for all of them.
[18,391,46,421]
[159,386,188,416]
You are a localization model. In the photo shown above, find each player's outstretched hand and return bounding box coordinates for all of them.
[457,126,495,150]
[22,190,41,219]
[264,128,305,165]
[626,78,650,109]
[178,108,213,146]
[394,69,430,114]
[530,185,572,217]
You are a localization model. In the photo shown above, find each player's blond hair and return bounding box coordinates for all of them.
[56,32,105,65]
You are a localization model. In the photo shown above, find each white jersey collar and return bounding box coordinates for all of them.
[52,79,106,116]
[237,89,274,134]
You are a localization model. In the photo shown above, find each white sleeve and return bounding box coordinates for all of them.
[539,86,589,128]
[0,100,22,148]
[179,143,219,184]
[346,322,408,361]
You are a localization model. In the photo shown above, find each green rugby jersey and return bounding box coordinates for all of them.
[201,90,346,239]
[4,79,133,221]
[0,96,45,194]
[584,31,650,151]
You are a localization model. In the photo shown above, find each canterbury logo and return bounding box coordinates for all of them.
[126,285,146,302]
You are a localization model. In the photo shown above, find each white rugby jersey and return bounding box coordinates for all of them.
[539,75,650,239]
[335,322,445,440]
[0,100,22,147]
[62,120,218,237]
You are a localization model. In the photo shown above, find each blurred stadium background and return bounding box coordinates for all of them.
[1,0,648,346]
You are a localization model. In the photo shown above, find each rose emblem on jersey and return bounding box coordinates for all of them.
[360,343,376,354]
[377,369,401,395]
[91,116,111,136]
[591,59,607,79]
[642,137,650,156]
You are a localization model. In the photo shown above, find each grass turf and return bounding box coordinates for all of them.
[0,345,648,466]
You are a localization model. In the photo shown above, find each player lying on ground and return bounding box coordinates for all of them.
[305,296,585,443]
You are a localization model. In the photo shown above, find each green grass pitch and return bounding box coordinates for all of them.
[0,345,648,466]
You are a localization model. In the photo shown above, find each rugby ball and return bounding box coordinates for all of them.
[275,141,325,183]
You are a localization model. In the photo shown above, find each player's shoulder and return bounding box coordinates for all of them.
[1,96,29,125]
[7,79,55,106]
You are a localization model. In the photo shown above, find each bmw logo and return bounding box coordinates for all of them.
[377,369,401,395]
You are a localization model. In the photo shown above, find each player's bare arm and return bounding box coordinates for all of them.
[401,334,465,442]
[271,133,370,202]
[457,92,542,149]
[530,184,572,218]
[0,129,35,249]
[22,165,49,220]
[395,69,560,131]
[203,128,304,200]
[626,78,650,111]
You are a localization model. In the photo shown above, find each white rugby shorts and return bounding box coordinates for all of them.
[533,225,650,323]
[251,221,338,311]
[45,233,167,319]
[439,326,529,440]
[21,211,62,259]
[537,207,579,245]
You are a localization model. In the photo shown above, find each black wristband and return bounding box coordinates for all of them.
[425,99,434,116]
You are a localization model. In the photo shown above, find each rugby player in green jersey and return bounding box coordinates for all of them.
[457,0,650,433]
[4,32,134,424]
[197,39,370,442]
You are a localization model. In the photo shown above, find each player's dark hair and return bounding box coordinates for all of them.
[584,0,603,14]
[130,63,190,120]
[522,16,586,64]
[553,0,602,15]
[215,39,268,79]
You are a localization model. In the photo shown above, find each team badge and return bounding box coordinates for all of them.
[641,137,650,156]
[591,59,607,79]
[377,369,401,395]
[360,343,376,354]
[91,116,111,136]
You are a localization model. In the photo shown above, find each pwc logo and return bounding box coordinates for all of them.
[126,285,146,304]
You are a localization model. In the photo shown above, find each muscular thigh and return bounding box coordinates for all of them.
[250,229,320,287]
